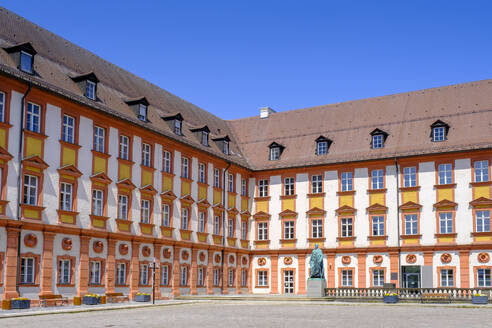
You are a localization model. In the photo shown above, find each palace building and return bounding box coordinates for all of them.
[0,7,492,302]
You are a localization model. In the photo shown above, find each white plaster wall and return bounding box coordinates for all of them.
[419,161,435,245]
[5,91,22,219]
[88,238,107,259]
[52,234,80,295]
[77,116,93,228]
[400,252,424,266]
[179,247,191,265]
[269,175,281,249]
[106,126,119,232]
[335,254,358,287]
[433,251,461,288]
[324,171,338,248]
[455,158,473,244]
[139,243,154,261]
[252,255,270,294]
[278,255,298,294]
[296,173,309,249]
[365,253,391,285]
[43,103,61,225]
[469,250,492,288]
[115,241,131,261]
[386,165,398,246]
[354,168,369,247]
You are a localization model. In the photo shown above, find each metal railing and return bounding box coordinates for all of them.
[324,288,492,301]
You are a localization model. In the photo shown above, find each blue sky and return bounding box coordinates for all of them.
[3,1,492,119]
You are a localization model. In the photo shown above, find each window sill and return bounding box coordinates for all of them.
[435,233,457,238]
[470,181,492,187]
[400,234,422,239]
[180,176,193,183]
[471,231,492,237]
[368,188,387,194]
[307,237,325,242]
[399,186,420,192]
[161,171,175,177]
[255,285,269,288]
[59,140,81,149]
[56,283,75,287]
[254,239,270,244]
[337,190,355,196]
[197,182,209,187]
[434,183,456,189]
[254,196,271,202]
[115,284,129,288]
[88,284,105,288]
[91,149,110,158]
[19,284,39,287]
[337,236,355,241]
[307,192,325,198]
[280,238,297,243]
[280,194,297,200]
[367,235,388,241]
[23,129,48,139]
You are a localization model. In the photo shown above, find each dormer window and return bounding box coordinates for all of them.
[70,72,99,101]
[4,42,37,75]
[315,136,332,155]
[223,140,229,154]
[268,142,284,161]
[125,97,149,122]
[370,129,389,149]
[202,131,209,146]
[162,113,184,136]
[212,135,230,155]
[20,51,33,74]
[431,120,449,142]
[86,80,96,100]
[174,119,182,135]
[138,104,147,121]
[190,125,210,146]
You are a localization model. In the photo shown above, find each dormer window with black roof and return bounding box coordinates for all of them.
[124,97,149,122]
[315,136,332,155]
[162,113,183,136]
[212,135,230,155]
[268,142,285,161]
[70,72,99,101]
[370,128,389,149]
[431,120,449,142]
[4,42,37,74]
[190,125,210,146]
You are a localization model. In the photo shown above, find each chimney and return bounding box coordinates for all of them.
[260,106,276,119]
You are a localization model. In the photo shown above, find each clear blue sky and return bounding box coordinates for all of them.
[3,1,492,119]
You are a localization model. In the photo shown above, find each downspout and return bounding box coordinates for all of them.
[394,157,401,288]
[220,161,232,291]
[16,83,32,294]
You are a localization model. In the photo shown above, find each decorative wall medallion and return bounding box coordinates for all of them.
[373,255,383,264]
[214,254,221,263]
[61,237,72,251]
[93,241,104,253]
[440,253,452,264]
[257,257,266,266]
[242,256,248,265]
[199,252,206,262]
[142,246,151,257]
[478,252,490,263]
[229,255,235,265]
[284,256,293,265]
[341,256,351,265]
[406,254,417,264]
[163,248,171,259]
[24,233,37,248]
[119,243,129,256]
[181,250,189,261]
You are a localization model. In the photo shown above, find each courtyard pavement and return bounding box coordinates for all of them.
[1,300,492,328]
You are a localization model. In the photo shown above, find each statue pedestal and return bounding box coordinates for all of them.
[306,278,326,298]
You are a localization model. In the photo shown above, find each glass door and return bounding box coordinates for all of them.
[283,270,294,294]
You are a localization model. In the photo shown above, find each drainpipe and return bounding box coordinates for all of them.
[394,157,402,288]
[15,83,32,294]
[220,161,232,291]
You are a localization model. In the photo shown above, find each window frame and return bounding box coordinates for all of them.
[85,80,96,100]
[62,114,75,144]
[258,179,269,197]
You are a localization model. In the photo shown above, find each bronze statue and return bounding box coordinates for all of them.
[309,244,324,279]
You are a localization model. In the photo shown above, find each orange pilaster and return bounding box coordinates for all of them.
[357,254,366,288]
[105,238,117,294]
[326,253,335,288]
[248,255,253,294]
[236,253,242,294]
[423,251,433,266]
[172,246,181,297]
[130,242,140,299]
[153,244,162,300]
[222,252,228,294]
[190,248,198,295]
[389,251,399,287]
[77,236,90,297]
[40,231,55,296]
[270,255,278,294]
[3,227,20,300]
[460,251,470,288]
[298,254,306,294]
[206,250,214,295]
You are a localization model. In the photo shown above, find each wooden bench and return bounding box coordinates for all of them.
[39,294,69,307]
[420,293,451,304]
[106,292,129,303]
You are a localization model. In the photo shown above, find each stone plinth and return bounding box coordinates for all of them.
[306,278,326,298]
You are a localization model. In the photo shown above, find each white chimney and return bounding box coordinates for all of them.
[260,106,276,119]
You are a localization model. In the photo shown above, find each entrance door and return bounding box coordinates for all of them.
[283,270,294,294]
[405,273,420,289]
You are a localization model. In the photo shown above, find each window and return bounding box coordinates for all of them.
[163,150,172,173]
[241,221,247,240]
[312,175,323,194]
[223,140,229,154]
[242,269,248,287]
[162,204,170,227]
[214,215,220,235]
[476,210,490,232]
[85,80,96,100]
[316,141,328,155]
[141,199,150,223]
[284,220,295,239]
[138,104,147,121]
[201,131,209,146]
[118,135,129,160]
[228,269,234,287]
[270,147,280,161]
[257,270,267,287]
[58,259,71,284]
[199,163,206,183]
[372,216,384,236]
[197,268,204,287]
[372,134,384,149]
[23,174,38,205]
[181,157,189,179]
[89,261,101,285]
[341,172,353,192]
[258,222,268,240]
[214,169,221,188]
[439,212,453,234]
[438,163,452,185]
[20,257,35,284]
[0,91,4,122]
[117,262,126,285]
[94,126,105,153]
[62,114,75,143]
[161,265,169,285]
[198,212,205,233]
[60,182,73,211]
[403,167,417,187]
[312,219,323,238]
[371,169,384,190]
[404,214,418,235]
[440,269,454,287]
[258,179,269,197]
[213,268,221,286]
[26,102,40,133]
[477,269,491,287]
[140,264,149,285]
[284,177,295,196]
[142,143,152,167]
[118,195,128,220]
[228,218,234,237]
[180,266,188,286]
[181,207,189,230]
[474,160,489,182]
[174,119,182,135]
[432,126,445,142]
[241,179,247,196]
[341,218,353,237]
[341,270,353,287]
[228,173,234,192]
[373,269,384,287]
[20,51,33,73]
[92,189,104,216]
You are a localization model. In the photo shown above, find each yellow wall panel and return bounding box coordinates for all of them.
[474,186,490,199]
[370,192,385,205]
[93,156,107,174]
[162,176,173,192]
[402,191,417,203]
[181,181,190,196]
[141,170,153,186]
[283,198,295,211]
[339,195,353,207]
[62,146,76,166]
[213,190,222,205]
[161,228,172,237]
[93,218,105,228]
[119,164,130,180]
[61,174,75,181]
[370,240,385,246]
[437,188,453,201]
[256,243,269,249]
[25,136,42,157]
[228,194,235,209]
[60,214,74,224]
[0,127,6,149]
[241,198,248,212]
[256,200,268,213]
[310,196,323,209]
[281,241,296,248]
[198,185,207,200]
[24,209,39,219]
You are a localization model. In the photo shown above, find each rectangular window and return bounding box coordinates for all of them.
[85,80,96,100]
[117,262,126,285]
[241,179,247,196]
[26,102,40,133]
[372,134,383,149]
[140,264,149,285]
[341,172,353,192]
[438,163,452,185]
[228,269,234,287]
[476,210,491,232]
[201,131,209,146]
[311,175,323,194]
[341,218,353,237]
[163,150,172,173]
[162,204,170,227]
[93,126,105,153]
[181,157,189,179]
[161,265,169,286]
[20,51,33,73]
[317,141,328,155]
[0,91,4,122]
[20,257,35,284]
[118,195,128,220]
[141,199,150,223]
[284,220,295,239]
[214,169,221,188]
[284,177,295,196]
[181,207,189,230]
[373,269,384,287]
[404,214,418,235]
[258,222,268,240]
[23,174,38,205]
[213,268,221,286]
[59,182,73,211]
[341,270,353,287]
[440,269,454,287]
[180,266,188,286]
[138,104,147,121]
[228,218,234,238]
[89,261,101,285]
[92,189,104,216]
[58,259,71,285]
[223,140,229,154]
[242,269,248,287]
[118,135,129,160]
[198,212,205,233]
[142,143,152,167]
[474,160,489,182]
[241,221,247,240]
[477,269,491,287]
[312,219,323,238]
[433,126,445,142]
[371,216,384,236]
[439,212,453,234]
[403,167,417,187]
[270,147,280,160]
[174,119,182,135]
[214,215,220,235]
[371,169,384,190]
[258,179,269,197]
[197,267,204,287]
[62,114,75,143]
[228,173,234,192]
[199,163,206,183]
[257,270,267,287]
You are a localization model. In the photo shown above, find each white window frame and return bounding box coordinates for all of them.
[85,80,96,100]
[23,174,38,205]
[94,126,105,153]
[372,134,384,149]
[117,262,126,285]
[404,214,418,235]
[257,270,267,287]
[26,102,40,133]
[241,221,247,240]
[440,269,454,287]
[312,219,322,238]
[373,269,384,287]
[202,131,209,146]
[161,265,169,285]
[341,172,353,192]
[214,215,220,235]
[403,166,417,187]
[439,212,453,234]
[228,173,234,192]
[269,147,280,160]
[162,204,170,227]
[258,222,268,241]
[119,135,129,160]
[89,261,101,285]
[138,104,147,121]
[476,210,491,233]
[341,218,353,237]
[197,267,204,287]
[438,163,452,185]
[242,269,248,287]
[0,91,4,123]
[311,175,322,194]
[477,269,491,287]
[474,160,489,182]
[181,207,189,230]
[228,218,234,238]
[182,157,189,179]
[174,119,182,135]
[241,179,247,196]
[284,220,295,239]
[140,264,149,285]
[316,141,328,155]
[20,257,35,284]
[198,212,205,233]
[92,189,104,216]
[163,150,172,173]
[142,143,152,167]
[213,268,221,286]
[118,194,128,220]
[214,169,221,188]
[258,179,268,197]
[180,266,188,286]
[58,259,71,285]
[199,163,206,183]
[341,270,353,287]
[371,216,384,236]
[223,140,229,154]
[20,51,33,73]
[284,177,295,196]
[60,182,73,211]
[62,114,75,143]
[432,126,445,142]
[228,269,234,287]
[371,169,384,190]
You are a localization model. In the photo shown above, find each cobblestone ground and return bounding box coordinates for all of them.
[2,301,492,328]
